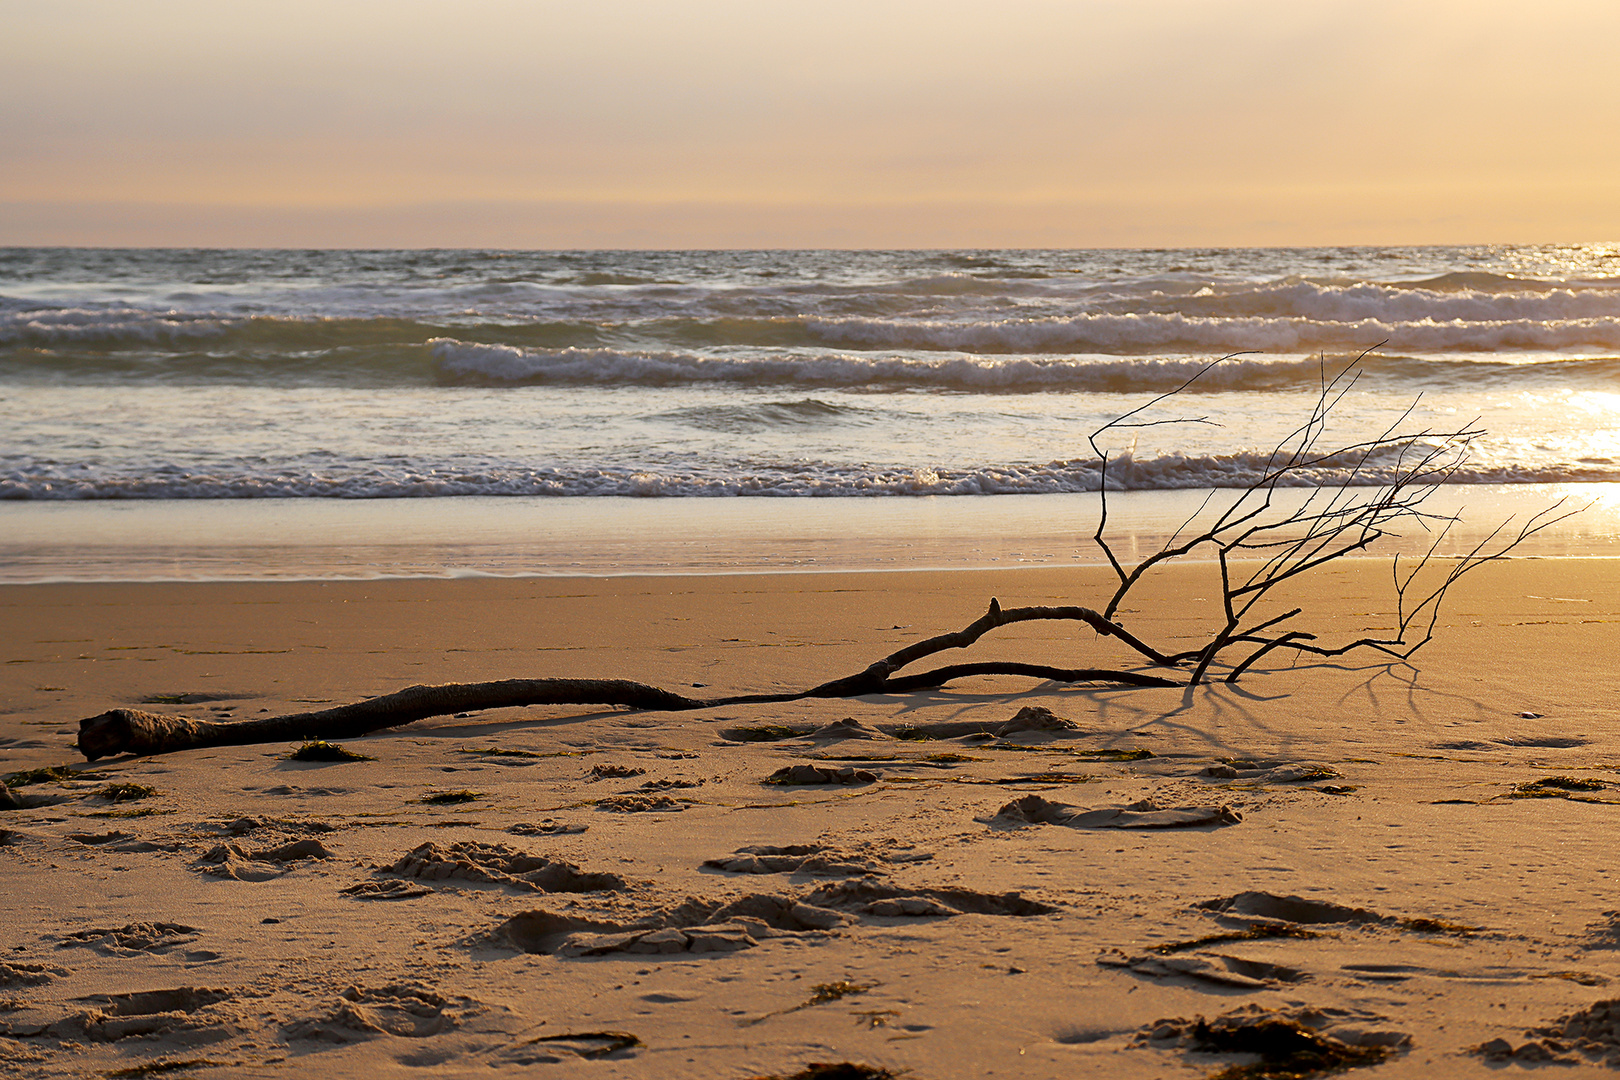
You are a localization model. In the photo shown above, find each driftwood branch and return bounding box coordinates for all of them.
[67,347,1574,762]
[76,600,1179,761]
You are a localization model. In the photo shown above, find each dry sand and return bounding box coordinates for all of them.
[3,559,1620,1078]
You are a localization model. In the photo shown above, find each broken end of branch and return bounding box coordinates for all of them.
[78,708,220,761]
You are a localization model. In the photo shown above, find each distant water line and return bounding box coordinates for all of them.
[5,245,1620,508]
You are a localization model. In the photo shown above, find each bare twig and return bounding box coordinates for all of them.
[1085,346,1576,684]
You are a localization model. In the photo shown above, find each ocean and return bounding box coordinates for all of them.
[4,245,1620,580]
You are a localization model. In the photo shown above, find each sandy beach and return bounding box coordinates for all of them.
[5,558,1620,1078]
[11,1,1620,1074]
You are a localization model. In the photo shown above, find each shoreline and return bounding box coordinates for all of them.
[2,482,1617,583]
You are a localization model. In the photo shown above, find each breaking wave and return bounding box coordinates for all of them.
[5,448,1615,501]
[429,339,1620,393]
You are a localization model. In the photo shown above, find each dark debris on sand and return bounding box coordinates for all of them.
[766,765,878,786]
[97,783,159,803]
[1134,1006,1405,1079]
[288,740,373,762]
[419,789,480,805]
[723,725,808,742]
[750,1065,901,1080]
[1510,775,1608,799]
[3,765,76,788]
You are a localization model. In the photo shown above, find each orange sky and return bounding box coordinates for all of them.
[3,0,1617,248]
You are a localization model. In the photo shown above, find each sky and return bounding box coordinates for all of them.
[2,0,1617,249]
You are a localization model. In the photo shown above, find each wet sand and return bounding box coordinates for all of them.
[4,560,1620,1077]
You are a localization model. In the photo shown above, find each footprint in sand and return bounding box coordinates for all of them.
[1196,890,1479,936]
[494,1030,640,1064]
[1480,999,1620,1067]
[704,843,877,876]
[994,706,1085,736]
[805,877,1057,918]
[0,782,70,810]
[66,829,183,854]
[982,794,1240,830]
[1497,735,1588,748]
[377,841,623,894]
[1431,735,1589,751]
[807,717,891,741]
[216,816,337,837]
[284,984,478,1043]
[490,896,848,958]
[703,841,932,877]
[0,961,69,988]
[343,880,433,901]
[66,830,133,846]
[56,923,200,955]
[1097,891,1485,995]
[255,785,350,797]
[1098,950,1306,990]
[489,880,1054,959]
[877,707,1090,743]
[1578,912,1620,950]
[18,986,240,1045]
[506,819,588,836]
[196,838,335,882]
[1197,891,1384,925]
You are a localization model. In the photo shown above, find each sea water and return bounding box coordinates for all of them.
[5,246,1620,579]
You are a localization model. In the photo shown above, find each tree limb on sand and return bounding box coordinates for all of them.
[76,600,1181,761]
[70,350,1574,762]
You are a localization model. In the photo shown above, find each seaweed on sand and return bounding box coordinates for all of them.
[419,789,481,805]
[98,783,158,802]
[751,1066,900,1080]
[288,740,372,762]
[3,765,77,787]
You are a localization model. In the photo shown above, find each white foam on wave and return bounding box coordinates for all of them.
[806,311,1620,354]
[0,305,237,345]
[5,448,1617,502]
[1170,278,1620,322]
[431,338,1379,390]
[20,301,1620,366]
[427,338,1620,393]
[8,269,1620,357]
